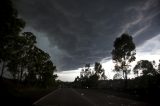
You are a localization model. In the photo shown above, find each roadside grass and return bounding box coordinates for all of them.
[19,87,56,103]
[0,78,57,106]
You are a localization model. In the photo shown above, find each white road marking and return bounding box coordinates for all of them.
[33,88,61,105]
[71,88,96,106]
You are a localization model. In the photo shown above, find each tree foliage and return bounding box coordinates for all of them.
[112,33,136,80]
[74,62,106,88]
[0,0,25,77]
[133,60,158,77]
[0,0,57,87]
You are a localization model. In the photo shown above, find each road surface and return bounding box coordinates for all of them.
[33,88,148,106]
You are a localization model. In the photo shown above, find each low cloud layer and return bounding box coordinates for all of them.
[13,0,160,71]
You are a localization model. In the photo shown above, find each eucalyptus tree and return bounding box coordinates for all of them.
[41,60,57,87]
[75,62,106,88]
[26,45,57,86]
[0,0,25,78]
[133,60,157,77]
[0,0,57,87]
[94,62,106,80]
[112,33,136,87]
[7,32,37,81]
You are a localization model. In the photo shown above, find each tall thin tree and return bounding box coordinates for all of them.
[112,33,136,88]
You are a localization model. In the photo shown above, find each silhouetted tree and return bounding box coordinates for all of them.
[74,62,106,88]
[94,62,106,80]
[41,60,57,87]
[25,45,57,87]
[112,33,136,88]
[133,60,158,77]
[0,0,25,78]
[6,32,57,86]
[0,0,58,88]
[7,32,36,82]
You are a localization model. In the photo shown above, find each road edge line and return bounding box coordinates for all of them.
[33,88,60,105]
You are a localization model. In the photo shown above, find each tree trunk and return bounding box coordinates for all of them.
[122,71,125,79]
[124,70,128,89]
[17,68,20,81]
[20,65,23,82]
[0,61,5,78]
[125,71,127,80]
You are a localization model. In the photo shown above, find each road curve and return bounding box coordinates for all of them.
[33,88,148,106]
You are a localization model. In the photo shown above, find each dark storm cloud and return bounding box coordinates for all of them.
[13,0,160,71]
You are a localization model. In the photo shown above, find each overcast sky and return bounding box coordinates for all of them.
[13,0,160,81]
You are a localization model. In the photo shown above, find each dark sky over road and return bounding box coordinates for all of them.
[13,0,160,71]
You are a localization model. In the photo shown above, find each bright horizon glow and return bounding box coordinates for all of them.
[56,34,160,82]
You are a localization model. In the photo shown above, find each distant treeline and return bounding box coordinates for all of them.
[73,33,160,104]
[74,62,107,88]
[74,33,160,89]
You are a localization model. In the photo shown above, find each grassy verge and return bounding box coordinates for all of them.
[95,88,158,106]
[0,78,57,106]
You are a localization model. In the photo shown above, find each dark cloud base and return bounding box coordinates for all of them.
[13,0,160,71]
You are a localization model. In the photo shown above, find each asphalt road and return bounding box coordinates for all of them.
[33,88,149,106]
